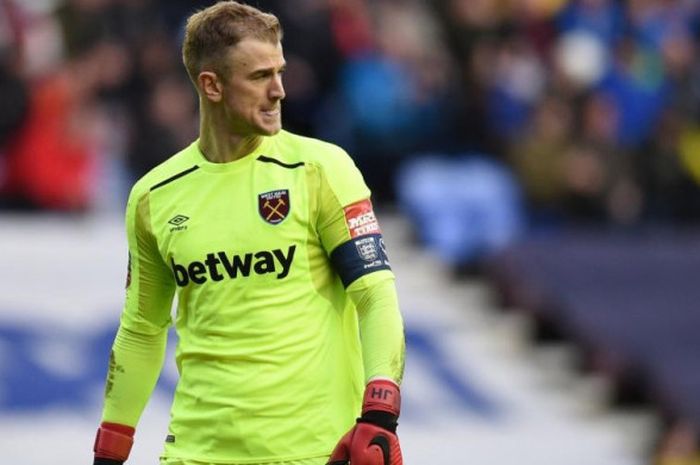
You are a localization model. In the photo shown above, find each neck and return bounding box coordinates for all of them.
[198,108,263,163]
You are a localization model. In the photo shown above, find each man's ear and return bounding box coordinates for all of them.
[199,71,223,103]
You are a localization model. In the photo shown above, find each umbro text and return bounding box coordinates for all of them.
[171,245,296,286]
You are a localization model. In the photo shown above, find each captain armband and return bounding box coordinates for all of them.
[330,199,391,288]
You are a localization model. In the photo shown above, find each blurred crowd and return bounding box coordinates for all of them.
[1,0,699,227]
[2,0,700,462]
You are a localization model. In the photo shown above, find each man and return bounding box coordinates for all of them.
[92,2,405,465]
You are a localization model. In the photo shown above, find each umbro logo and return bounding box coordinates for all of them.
[169,215,189,226]
[169,214,189,232]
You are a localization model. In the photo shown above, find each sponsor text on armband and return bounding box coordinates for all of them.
[344,199,381,238]
[332,198,391,286]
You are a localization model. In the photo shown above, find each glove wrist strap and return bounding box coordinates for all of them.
[362,379,401,417]
[358,410,398,433]
[93,422,135,462]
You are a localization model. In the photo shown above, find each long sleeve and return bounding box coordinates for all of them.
[100,184,176,426]
[313,145,405,384]
[101,326,168,426]
[347,272,405,383]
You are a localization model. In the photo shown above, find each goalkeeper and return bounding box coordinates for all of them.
[92,2,406,465]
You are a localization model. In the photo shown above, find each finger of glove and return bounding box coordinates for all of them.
[346,422,396,465]
[358,433,403,465]
[351,441,391,465]
[387,437,403,465]
[327,430,353,464]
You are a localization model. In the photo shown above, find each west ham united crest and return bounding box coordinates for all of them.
[258,189,290,225]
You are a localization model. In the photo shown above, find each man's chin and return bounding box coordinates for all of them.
[259,124,282,136]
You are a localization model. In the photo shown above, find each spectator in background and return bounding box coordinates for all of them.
[0,61,27,150]
[127,74,197,180]
[0,0,27,143]
[0,0,29,204]
[564,91,643,224]
[640,107,698,220]
[508,93,573,223]
[660,11,700,123]
[55,0,118,59]
[555,0,625,47]
[1,42,103,211]
[430,0,507,156]
[484,32,545,144]
[319,0,456,202]
[596,35,670,151]
[122,28,196,180]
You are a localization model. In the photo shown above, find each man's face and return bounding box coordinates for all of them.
[220,39,286,137]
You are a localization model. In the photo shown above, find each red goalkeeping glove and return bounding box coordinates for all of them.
[93,422,135,465]
[327,379,403,465]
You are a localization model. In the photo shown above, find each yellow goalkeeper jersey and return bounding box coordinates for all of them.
[109,130,401,463]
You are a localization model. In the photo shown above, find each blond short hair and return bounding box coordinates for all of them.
[182,1,282,85]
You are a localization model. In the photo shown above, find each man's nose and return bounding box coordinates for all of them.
[269,74,285,100]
